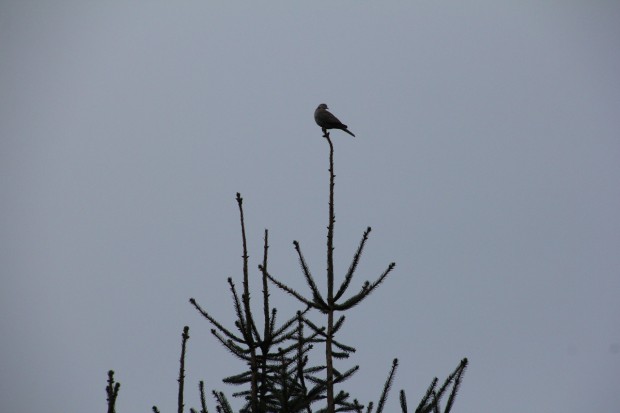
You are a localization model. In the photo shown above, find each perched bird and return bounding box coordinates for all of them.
[314,103,355,137]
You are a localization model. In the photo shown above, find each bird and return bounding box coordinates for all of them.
[314,103,355,137]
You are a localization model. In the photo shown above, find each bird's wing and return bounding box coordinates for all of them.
[324,111,344,127]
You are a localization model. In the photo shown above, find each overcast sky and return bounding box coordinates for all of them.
[1,2,619,413]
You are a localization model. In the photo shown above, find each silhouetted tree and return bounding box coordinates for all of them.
[105,130,468,413]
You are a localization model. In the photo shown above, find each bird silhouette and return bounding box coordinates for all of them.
[314,103,355,137]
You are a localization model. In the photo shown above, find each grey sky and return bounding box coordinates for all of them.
[1,2,619,412]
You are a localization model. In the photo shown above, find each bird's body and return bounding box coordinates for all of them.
[314,103,355,137]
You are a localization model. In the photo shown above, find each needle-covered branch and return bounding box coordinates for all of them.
[334,227,372,302]
[375,359,398,413]
[212,391,234,413]
[261,265,318,309]
[106,370,120,413]
[178,326,190,413]
[414,377,437,413]
[293,240,328,309]
[411,358,468,413]
[334,263,396,311]
[189,298,245,344]
[261,229,271,339]
[399,390,408,413]
[271,308,311,341]
[199,381,209,413]
[209,329,252,360]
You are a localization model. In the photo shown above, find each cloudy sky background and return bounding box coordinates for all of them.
[2,2,619,412]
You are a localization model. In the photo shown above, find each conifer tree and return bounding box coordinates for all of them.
[105,129,468,413]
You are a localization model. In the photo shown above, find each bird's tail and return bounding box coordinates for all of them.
[343,128,355,137]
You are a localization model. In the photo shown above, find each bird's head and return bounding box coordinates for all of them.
[317,103,328,110]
